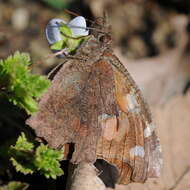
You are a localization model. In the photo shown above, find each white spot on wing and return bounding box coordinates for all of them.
[157,143,162,153]
[144,121,156,138]
[98,113,112,122]
[130,145,145,158]
[126,93,140,113]
[148,141,163,177]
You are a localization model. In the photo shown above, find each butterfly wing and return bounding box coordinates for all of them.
[26,32,162,185]
[26,36,118,163]
[96,52,162,184]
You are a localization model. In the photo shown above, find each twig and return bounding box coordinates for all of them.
[169,166,190,190]
[66,162,106,190]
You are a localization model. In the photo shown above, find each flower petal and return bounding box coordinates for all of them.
[68,16,89,37]
[46,18,65,44]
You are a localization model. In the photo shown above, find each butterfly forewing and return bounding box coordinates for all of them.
[26,35,118,163]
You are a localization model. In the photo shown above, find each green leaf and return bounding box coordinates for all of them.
[59,23,72,37]
[9,133,35,174]
[34,144,64,179]
[10,133,64,179]
[50,24,73,51]
[10,158,34,175]
[49,22,89,54]
[0,51,51,114]
[0,181,29,190]
[50,40,64,50]
[10,133,34,152]
[67,37,86,53]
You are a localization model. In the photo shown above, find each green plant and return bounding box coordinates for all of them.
[0,52,63,180]
[10,133,64,179]
[0,181,29,190]
[0,51,50,114]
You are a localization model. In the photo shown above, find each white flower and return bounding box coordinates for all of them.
[46,16,89,45]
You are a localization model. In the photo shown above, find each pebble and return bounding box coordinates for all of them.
[12,8,29,31]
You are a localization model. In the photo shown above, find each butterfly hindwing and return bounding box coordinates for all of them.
[95,53,162,184]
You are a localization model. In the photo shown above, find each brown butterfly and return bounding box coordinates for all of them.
[26,14,162,186]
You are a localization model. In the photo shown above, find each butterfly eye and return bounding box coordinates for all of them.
[99,34,111,43]
[99,35,105,42]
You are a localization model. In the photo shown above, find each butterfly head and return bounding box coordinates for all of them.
[90,14,112,48]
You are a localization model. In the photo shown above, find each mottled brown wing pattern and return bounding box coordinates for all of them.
[96,51,162,184]
[26,36,119,163]
[26,16,162,186]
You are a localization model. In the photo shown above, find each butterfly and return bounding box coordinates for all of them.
[26,14,162,187]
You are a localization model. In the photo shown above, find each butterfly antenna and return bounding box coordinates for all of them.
[64,9,80,17]
[47,23,106,34]
[48,9,107,34]
[64,9,96,25]
[66,24,107,34]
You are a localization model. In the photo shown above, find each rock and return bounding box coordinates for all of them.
[12,8,29,31]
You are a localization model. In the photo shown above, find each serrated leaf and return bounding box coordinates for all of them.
[0,181,29,190]
[9,133,35,174]
[10,133,64,179]
[0,51,51,114]
[34,144,64,179]
[10,158,34,175]
[11,133,34,151]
